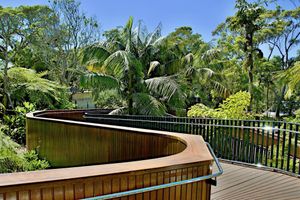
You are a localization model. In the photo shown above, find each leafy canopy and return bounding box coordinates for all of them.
[188,91,253,119]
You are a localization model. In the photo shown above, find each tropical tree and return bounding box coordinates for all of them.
[0,5,55,109]
[214,0,269,110]
[277,61,300,98]
[81,17,181,115]
[28,0,100,85]
[150,27,229,109]
[265,6,300,117]
[0,67,70,109]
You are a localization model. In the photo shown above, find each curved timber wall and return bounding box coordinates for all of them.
[0,110,214,200]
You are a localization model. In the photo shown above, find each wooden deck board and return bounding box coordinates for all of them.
[212,162,300,200]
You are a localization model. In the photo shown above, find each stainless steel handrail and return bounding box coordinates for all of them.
[82,142,223,200]
[84,116,299,134]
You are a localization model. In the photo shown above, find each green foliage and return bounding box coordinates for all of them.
[81,17,186,116]
[277,61,300,98]
[0,130,49,173]
[95,89,125,109]
[1,102,35,145]
[218,91,252,119]
[0,67,72,109]
[285,108,300,123]
[187,103,215,118]
[188,91,253,119]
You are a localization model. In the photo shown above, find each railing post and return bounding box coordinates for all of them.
[281,122,287,170]
[275,121,281,169]
[287,124,293,172]
[260,121,265,165]
[270,121,275,168]
[265,122,270,167]
[293,124,298,174]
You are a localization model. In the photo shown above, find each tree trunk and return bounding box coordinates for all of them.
[245,32,254,111]
[3,47,13,110]
[266,85,269,114]
[276,52,290,119]
[275,85,286,119]
[128,65,134,115]
[248,61,254,111]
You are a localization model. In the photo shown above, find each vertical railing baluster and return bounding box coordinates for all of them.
[199,118,203,138]
[205,118,209,142]
[234,120,238,161]
[172,117,175,132]
[224,119,228,159]
[245,121,250,163]
[287,124,293,172]
[227,119,231,159]
[199,118,203,137]
[276,121,281,169]
[241,120,245,162]
[260,121,265,165]
[265,122,270,167]
[255,121,260,164]
[281,122,287,170]
[211,119,215,151]
[189,117,193,134]
[215,118,219,156]
[195,118,198,135]
[293,124,298,173]
[270,121,275,168]
[220,119,223,158]
[237,120,242,161]
[230,120,234,161]
[207,119,211,145]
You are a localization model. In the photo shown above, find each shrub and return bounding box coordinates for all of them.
[188,91,253,120]
[95,89,125,109]
[1,102,35,145]
[0,130,49,173]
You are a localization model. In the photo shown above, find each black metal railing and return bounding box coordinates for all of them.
[84,113,300,176]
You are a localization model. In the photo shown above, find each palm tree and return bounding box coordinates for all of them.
[81,17,184,115]
[277,61,300,98]
[81,18,229,116]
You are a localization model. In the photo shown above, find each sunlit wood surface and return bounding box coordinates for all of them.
[212,162,300,200]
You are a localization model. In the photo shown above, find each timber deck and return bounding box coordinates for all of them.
[212,162,300,200]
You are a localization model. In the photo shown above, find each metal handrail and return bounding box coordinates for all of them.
[84,112,300,126]
[84,115,300,134]
[82,142,223,200]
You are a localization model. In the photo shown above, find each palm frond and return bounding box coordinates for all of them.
[151,36,166,48]
[104,50,143,79]
[277,61,300,99]
[7,67,65,104]
[201,48,222,64]
[164,59,183,75]
[147,61,161,76]
[133,93,166,116]
[80,73,119,90]
[183,53,194,66]
[145,76,185,103]
[80,73,120,101]
[145,23,162,47]
[80,44,111,69]
[211,81,230,98]
[197,67,216,78]
[109,107,127,115]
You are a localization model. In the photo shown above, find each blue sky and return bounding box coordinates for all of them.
[1,0,299,56]
[0,0,297,42]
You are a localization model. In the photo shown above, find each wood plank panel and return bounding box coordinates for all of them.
[0,110,213,200]
[212,162,300,200]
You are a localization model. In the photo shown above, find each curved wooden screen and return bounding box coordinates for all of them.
[0,110,214,200]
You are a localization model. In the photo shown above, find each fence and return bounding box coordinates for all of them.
[84,113,300,176]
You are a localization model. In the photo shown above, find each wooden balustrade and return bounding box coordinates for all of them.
[0,110,214,200]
